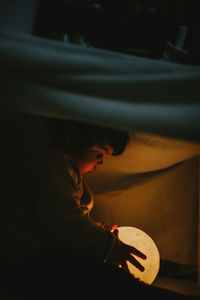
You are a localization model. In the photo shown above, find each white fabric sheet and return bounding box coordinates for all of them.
[1,28,200,142]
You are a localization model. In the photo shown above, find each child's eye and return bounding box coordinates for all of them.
[96,153,103,160]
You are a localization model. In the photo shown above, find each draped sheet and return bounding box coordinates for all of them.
[1,29,200,270]
[87,132,200,266]
[1,28,200,142]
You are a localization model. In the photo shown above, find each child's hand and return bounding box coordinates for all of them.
[108,228,146,273]
[109,224,118,231]
[94,222,117,231]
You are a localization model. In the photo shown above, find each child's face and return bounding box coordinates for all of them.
[76,144,114,175]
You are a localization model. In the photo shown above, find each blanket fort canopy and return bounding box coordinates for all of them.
[1,28,200,142]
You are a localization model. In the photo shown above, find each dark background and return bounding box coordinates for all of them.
[33,0,200,64]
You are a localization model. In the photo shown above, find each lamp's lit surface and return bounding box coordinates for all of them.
[117,226,160,285]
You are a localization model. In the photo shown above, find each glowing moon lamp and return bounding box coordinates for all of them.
[117,226,160,285]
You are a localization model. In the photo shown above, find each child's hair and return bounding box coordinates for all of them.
[48,118,130,158]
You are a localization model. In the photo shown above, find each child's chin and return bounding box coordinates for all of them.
[87,170,95,175]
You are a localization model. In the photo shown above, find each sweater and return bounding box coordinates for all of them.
[1,114,114,262]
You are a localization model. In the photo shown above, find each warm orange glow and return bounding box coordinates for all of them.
[117,226,160,284]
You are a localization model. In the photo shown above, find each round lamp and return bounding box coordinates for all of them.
[117,226,160,285]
